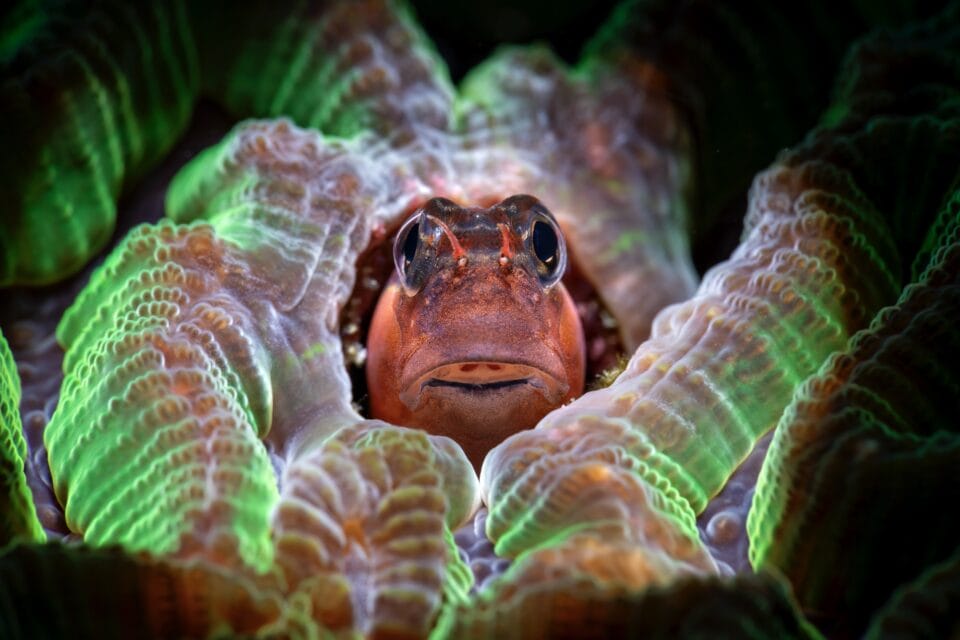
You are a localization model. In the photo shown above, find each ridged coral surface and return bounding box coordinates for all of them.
[0,1,198,285]
[47,221,281,569]
[0,328,44,545]
[749,197,960,635]
[1,0,959,638]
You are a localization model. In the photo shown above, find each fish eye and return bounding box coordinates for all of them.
[533,220,558,266]
[393,214,422,288]
[530,216,566,287]
[402,222,420,265]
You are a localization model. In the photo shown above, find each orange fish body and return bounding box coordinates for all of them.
[366,195,585,468]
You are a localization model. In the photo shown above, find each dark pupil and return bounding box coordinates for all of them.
[402,222,420,265]
[532,221,558,268]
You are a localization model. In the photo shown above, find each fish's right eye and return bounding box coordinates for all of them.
[526,211,567,288]
[393,213,422,289]
[401,222,420,267]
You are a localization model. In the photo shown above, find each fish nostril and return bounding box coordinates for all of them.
[460,364,478,372]
[486,364,501,371]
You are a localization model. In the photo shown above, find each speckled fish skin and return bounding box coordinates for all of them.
[2,0,960,638]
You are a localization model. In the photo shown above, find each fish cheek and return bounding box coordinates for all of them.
[551,284,587,400]
[366,282,411,426]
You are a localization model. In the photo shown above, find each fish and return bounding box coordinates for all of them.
[367,194,585,469]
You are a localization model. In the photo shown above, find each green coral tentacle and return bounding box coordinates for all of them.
[748,189,960,636]
[193,0,454,138]
[47,221,280,570]
[0,328,44,547]
[480,0,960,596]
[864,545,960,639]
[434,571,820,640]
[0,0,453,286]
[745,10,960,635]
[581,0,937,240]
[0,542,286,639]
[0,0,200,285]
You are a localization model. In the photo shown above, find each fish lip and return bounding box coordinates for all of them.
[422,377,529,392]
[399,360,569,411]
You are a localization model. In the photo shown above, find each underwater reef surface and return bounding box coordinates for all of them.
[1,1,959,638]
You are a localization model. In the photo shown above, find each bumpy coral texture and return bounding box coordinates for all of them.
[1,1,960,638]
[0,329,44,545]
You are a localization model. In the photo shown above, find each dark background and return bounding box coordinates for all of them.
[410,0,622,80]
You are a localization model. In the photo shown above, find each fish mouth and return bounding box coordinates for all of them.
[399,361,568,410]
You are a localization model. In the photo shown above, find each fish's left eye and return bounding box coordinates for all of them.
[533,220,558,267]
[529,216,566,287]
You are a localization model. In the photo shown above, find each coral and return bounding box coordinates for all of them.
[435,570,818,639]
[0,543,286,638]
[0,1,198,284]
[749,194,960,636]
[0,0,959,638]
[0,328,44,546]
